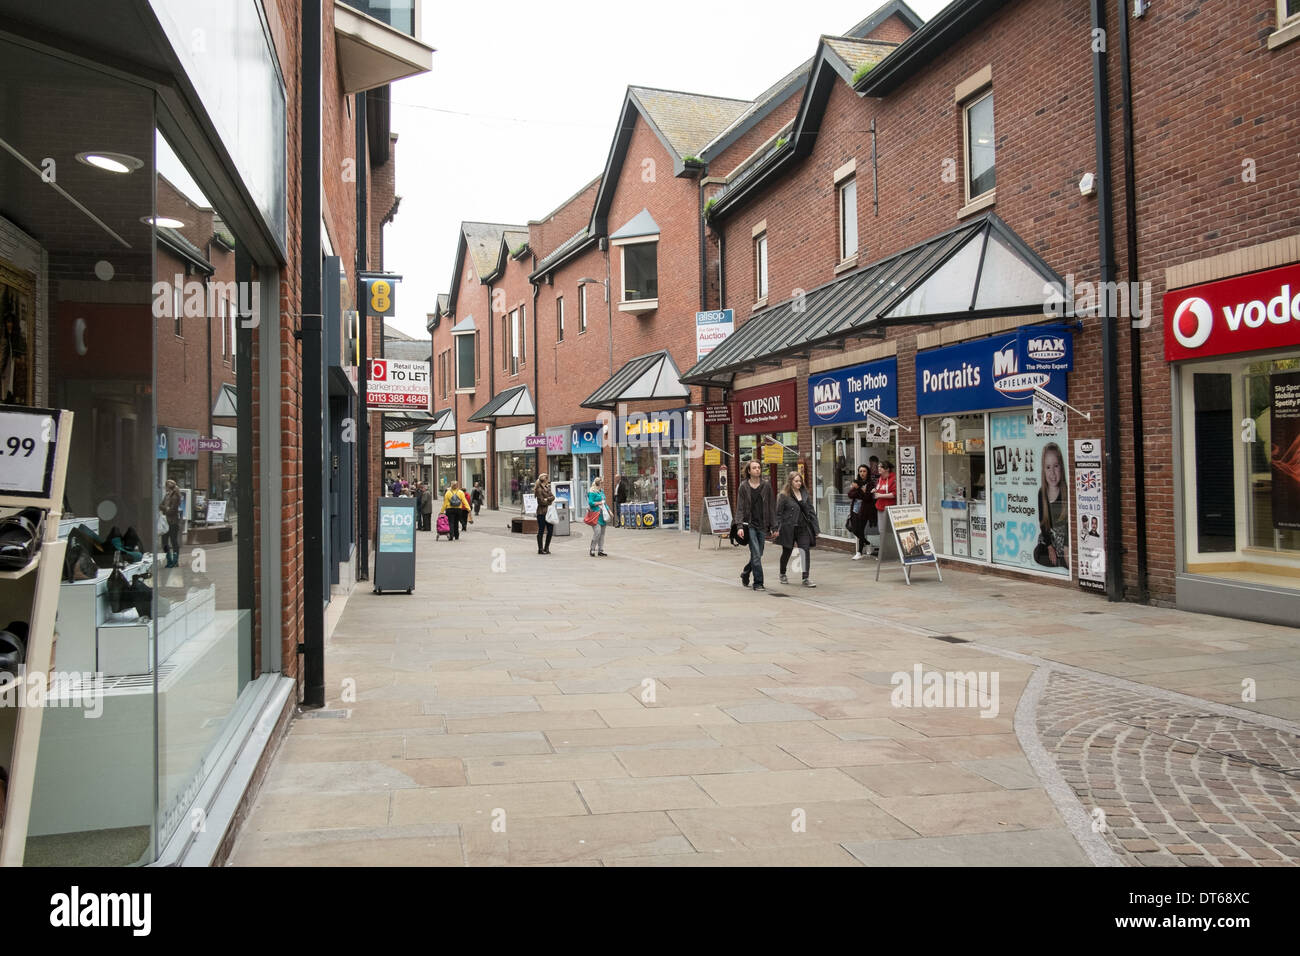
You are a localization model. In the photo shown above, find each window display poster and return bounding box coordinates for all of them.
[1271,372,1300,530]
[898,446,918,507]
[989,411,1070,577]
[1074,437,1105,592]
[952,518,969,557]
[886,504,938,565]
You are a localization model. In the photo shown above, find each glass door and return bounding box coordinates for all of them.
[854,426,893,546]
[660,452,680,527]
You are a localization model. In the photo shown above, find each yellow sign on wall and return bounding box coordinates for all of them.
[762,443,784,464]
[703,449,721,465]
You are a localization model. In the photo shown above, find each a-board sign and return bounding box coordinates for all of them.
[522,493,538,516]
[374,497,417,593]
[0,405,59,498]
[206,500,227,523]
[704,496,732,535]
[875,503,942,585]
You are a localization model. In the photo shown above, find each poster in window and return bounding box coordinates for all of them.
[1271,371,1300,531]
[989,410,1070,576]
[0,260,36,407]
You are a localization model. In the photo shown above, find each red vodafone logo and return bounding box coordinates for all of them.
[1163,261,1300,361]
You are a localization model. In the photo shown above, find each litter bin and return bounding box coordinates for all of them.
[551,499,571,536]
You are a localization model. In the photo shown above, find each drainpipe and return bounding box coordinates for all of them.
[300,0,325,706]
[532,254,540,477]
[487,279,495,507]
[355,91,369,583]
[1117,0,1149,603]
[1090,0,1124,603]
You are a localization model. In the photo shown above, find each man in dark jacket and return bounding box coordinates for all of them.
[734,458,777,591]
[613,474,629,527]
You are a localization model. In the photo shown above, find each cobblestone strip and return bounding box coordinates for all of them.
[1037,671,1300,867]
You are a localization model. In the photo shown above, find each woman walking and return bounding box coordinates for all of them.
[587,476,609,557]
[845,464,873,560]
[159,478,182,567]
[419,482,433,531]
[534,473,556,555]
[442,480,471,541]
[776,470,819,587]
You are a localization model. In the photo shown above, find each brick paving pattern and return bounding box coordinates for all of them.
[1037,671,1300,867]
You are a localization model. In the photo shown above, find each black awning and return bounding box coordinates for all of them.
[383,412,433,432]
[424,407,455,432]
[580,350,691,410]
[468,384,535,422]
[681,212,1064,386]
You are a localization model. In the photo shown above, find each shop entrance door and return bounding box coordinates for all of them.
[576,456,602,511]
[854,426,894,545]
[660,452,680,527]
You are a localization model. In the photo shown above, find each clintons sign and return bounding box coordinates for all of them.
[1164,262,1300,361]
[732,379,798,435]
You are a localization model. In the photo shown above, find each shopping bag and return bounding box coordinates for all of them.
[546,503,560,524]
[157,513,169,535]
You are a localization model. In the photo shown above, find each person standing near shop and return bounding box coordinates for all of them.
[735,458,776,591]
[846,464,873,560]
[471,480,484,517]
[159,478,182,568]
[442,480,471,542]
[534,473,556,555]
[613,473,629,527]
[873,460,897,546]
[587,476,609,557]
[418,482,433,532]
[776,470,819,587]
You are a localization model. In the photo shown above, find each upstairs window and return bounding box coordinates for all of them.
[622,242,657,301]
[557,296,564,342]
[965,90,996,201]
[579,285,587,333]
[454,332,475,390]
[509,308,521,375]
[754,232,768,301]
[520,304,526,365]
[838,177,858,262]
[501,313,509,372]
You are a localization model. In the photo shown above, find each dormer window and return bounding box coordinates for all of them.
[611,208,660,314]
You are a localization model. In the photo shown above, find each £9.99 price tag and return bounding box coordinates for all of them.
[0,409,55,495]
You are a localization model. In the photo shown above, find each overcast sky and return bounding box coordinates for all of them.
[383,0,952,339]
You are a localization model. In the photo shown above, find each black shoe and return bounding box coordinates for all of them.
[598,552,608,557]
[543,549,551,554]
[740,572,750,587]
[753,584,766,592]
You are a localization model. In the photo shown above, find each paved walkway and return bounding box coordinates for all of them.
[227,517,1300,867]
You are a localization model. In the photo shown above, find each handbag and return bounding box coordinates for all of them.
[583,510,599,527]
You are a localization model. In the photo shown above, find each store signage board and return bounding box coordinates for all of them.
[619,408,690,447]
[704,404,731,425]
[385,432,415,459]
[1163,262,1300,362]
[696,309,734,361]
[522,493,538,516]
[697,495,734,550]
[1033,390,1066,436]
[733,379,798,435]
[0,405,58,498]
[876,504,942,586]
[367,359,431,411]
[571,422,603,454]
[808,357,898,426]
[373,497,416,593]
[1074,438,1105,592]
[524,435,548,448]
[703,449,721,466]
[916,334,1067,416]
[898,446,918,508]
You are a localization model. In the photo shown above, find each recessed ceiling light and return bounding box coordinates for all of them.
[76,151,143,174]
[141,216,186,229]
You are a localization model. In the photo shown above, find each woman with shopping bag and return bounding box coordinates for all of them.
[533,473,556,555]
[586,476,610,557]
[441,481,471,541]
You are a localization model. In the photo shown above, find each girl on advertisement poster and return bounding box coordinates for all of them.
[1033,442,1069,569]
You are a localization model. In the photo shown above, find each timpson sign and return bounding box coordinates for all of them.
[1164,262,1300,362]
[732,379,798,435]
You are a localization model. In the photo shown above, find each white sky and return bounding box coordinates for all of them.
[383,0,951,339]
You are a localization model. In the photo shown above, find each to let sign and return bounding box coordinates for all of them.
[367,359,431,411]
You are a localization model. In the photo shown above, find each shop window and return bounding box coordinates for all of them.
[556,295,564,342]
[838,178,857,263]
[754,232,768,301]
[620,240,657,306]
[1192,373,1237,553]
[454,330,475,390]
[965,90,996,202]
[1245,358,1300,554]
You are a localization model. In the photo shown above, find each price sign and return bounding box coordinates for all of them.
[0,407,57,496]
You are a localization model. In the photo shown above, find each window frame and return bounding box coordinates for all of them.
[838,178,858,263]
[1284,0,1300,24]
[754,231,768,301]
[963,88,996,205]
[509,308,520,376]
[614,235,659,312]
[520,303,526,365]
[173,285,183,337]
[556,295,564,342]
[502,312,510,373]
[579,285,587,334]
[453,330,476,392]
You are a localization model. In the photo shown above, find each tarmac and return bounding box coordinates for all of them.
[227,515,1300,867]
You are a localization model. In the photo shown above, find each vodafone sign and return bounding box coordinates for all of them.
[1163,262,1300,361]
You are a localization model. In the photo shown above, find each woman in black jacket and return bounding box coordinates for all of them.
[845,464,873,559]
[775,470,819,587]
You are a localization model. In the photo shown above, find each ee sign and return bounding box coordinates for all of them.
[367,359,431,412]
[368,279,395,316]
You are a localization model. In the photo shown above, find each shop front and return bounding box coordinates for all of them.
[917,329,1075,580]
[733,379,799,492]
[808,357,898,540]
[433,435,457,493]
[1164,259,1300,626]
[616,407,692,530]
[495,423,535,509]
[544,426,572,483]
[460,428,488,500]
[570,420,605,506]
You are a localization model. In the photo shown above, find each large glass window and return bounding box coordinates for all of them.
[454,332,475,389]
[965,91,996,200]
[622,242,657,302]
[925,414,989,561]
[498,451,530,508]
[838,178,857,261]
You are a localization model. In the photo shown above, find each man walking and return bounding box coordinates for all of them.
[613,473,629,527]
[734,458,776,592]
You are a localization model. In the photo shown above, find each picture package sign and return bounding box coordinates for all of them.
[886,505,938,566]
[704,495,733,536]
[990,410,1071,578]
[0,405,58,497]
[1272,370,1300,530]
[367,359,431,411]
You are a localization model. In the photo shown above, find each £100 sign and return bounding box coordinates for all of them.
[1163,262,1300,361]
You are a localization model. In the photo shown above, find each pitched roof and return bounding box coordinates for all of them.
[823,36,897,77]
[463,221,527,280]
[530,226,596,279]
[628,86,752,161]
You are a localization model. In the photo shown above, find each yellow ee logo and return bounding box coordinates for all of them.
[369,279,393,315]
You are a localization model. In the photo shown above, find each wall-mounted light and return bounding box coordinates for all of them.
[1133,0,1150,18]
[76,151,143,174]
[1079,172,1096,197]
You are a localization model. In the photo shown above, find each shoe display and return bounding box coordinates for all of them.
[0,623,27,680]
[0,508,44,570]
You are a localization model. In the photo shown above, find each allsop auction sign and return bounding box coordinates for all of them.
[367,359,431,411]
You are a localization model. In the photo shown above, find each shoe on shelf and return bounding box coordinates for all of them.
[851,552,863,561]
[802,579,817,588]
[779,574,789,584]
